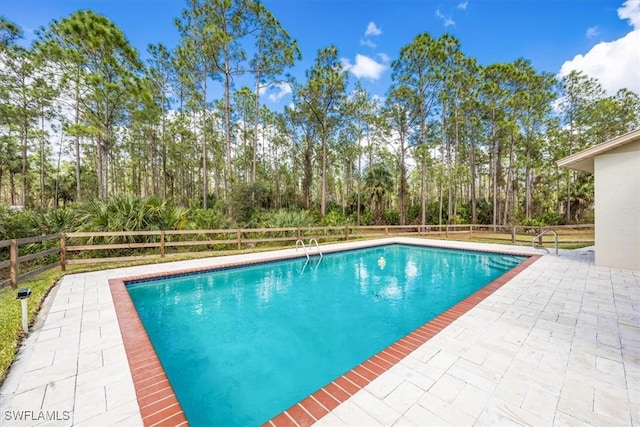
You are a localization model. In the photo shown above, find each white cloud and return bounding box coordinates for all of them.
[365,22,382,36]
[342,54,387,80]
[267,82,292,102]
[586,26,599,38]
[436,9,455,27]
[559,0,640,94]
[618,0,640,27]
[457,1,468,10]
[377,52,391,63]
[361,22,382,49]
[360,38,377,48]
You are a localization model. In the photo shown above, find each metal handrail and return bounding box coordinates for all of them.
[295,239,309,260]
[308,238,323,260]
[532,229,558,255]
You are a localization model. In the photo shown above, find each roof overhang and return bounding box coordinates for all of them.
[557,128,640,173]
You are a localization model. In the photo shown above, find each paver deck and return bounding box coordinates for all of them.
[1,238,638,426]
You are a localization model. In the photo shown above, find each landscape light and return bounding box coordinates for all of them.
[16,288,31,333]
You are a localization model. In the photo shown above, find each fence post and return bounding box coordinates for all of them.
[344,226,349,241]
[237,230,242,250]
[446,225,449,238]
[10,239,17,288]
[60,234,66,272]
[511,226,516,243]
[160,231,165,258]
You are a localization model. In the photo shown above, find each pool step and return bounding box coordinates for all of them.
[486,256,522,270]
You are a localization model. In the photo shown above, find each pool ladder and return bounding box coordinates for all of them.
[296,238,323,273]
[296,238,323,261]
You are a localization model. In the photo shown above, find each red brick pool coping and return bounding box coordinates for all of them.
[109,246,541,427]
[110,279,189,427]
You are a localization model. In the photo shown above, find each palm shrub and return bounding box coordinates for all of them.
[43,208,79,232]
[320,208,352,227]
[189,206,236,249]
[190,205,235,230]
[257,209,314,242]
[75,195,190,244]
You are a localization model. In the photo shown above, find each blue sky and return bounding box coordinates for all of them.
[3,0,639,108]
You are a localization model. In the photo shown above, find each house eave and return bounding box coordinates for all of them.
[557,128,640,173]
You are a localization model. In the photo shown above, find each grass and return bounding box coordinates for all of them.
[0,232,594,385]
[0,269,60,385]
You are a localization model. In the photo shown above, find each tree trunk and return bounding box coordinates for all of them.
[421,156,426,226]
[492,142,498,229]
[399,153,406,225]
[74,81,81,201]
[21,122,28,207]
[321,118,327,216]
[97,136,109,199]
[224,51,232,201]
[161,101,167,200]
[40,114,46,209]
[357,148,362,225]
[503,132,516,225]
[525,164,532,220]
[303,134,313,210]
[201,75,208,209]
[10,172,16,206]
[253,72,261,184]
[469,133,477,223]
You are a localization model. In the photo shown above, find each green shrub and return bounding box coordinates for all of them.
[229,182,272,224]
[190,206,234,230]
[320,210,351,227]
[520,218,543,227]
[259,209,314,228]
[360,211,374,226]
[384,210,400,225]
[74,195,190,242]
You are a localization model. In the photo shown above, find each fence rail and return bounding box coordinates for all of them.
[0,234,63,289]
[0,224,594,289]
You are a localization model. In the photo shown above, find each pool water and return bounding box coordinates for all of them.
[126,244,526,426]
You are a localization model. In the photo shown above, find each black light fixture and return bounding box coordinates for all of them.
[16,287,31,333]
[16,288,31,300]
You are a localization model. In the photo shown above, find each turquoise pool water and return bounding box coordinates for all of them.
[126,244,526,426]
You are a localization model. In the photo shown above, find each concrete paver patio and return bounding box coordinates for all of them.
[1,238,638,426]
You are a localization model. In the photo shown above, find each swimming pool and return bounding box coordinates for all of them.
[125,243,527,425]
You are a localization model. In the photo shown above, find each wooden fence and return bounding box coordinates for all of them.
[0,234,63,289]
[0,224,594,289]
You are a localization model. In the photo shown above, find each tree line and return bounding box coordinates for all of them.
[1,0,639,234]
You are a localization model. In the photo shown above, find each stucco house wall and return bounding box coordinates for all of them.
[557,129,640,271]
[593,140,640,270]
